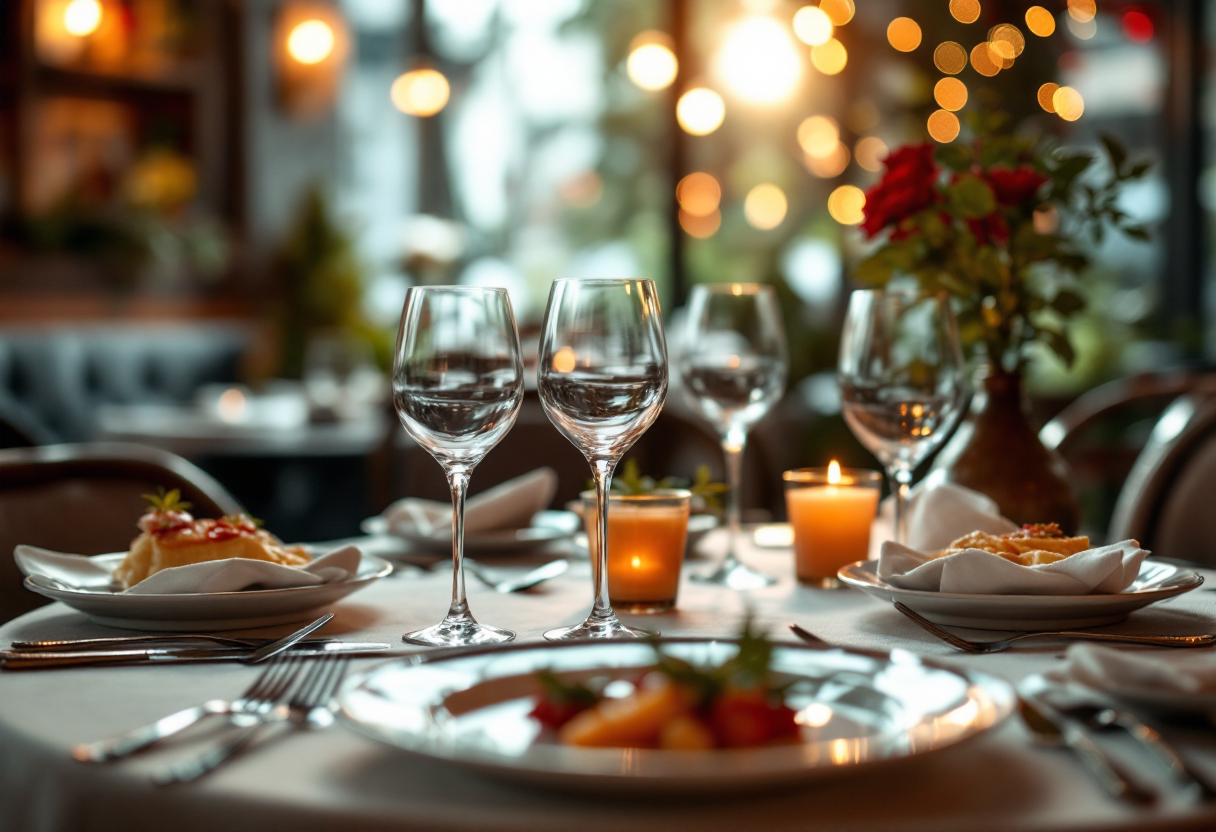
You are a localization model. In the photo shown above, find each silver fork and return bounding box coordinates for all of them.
[152,653,348,785]
[73,651,298,763]
[893,603,1216,653]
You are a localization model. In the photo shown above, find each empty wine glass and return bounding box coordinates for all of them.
[538,278,668,640]
[679,283,788,590]
[393,287,524,646]
[837,289,965,543]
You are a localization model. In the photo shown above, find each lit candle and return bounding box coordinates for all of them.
[784,461,882,586]
[583,490,690,613]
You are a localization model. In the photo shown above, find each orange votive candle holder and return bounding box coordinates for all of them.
[784,462,882,587]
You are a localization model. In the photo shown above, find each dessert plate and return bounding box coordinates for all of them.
[838,559,1203,630]
[361,511,579,556]
[22,552,392,631]
[339,638,1015,794]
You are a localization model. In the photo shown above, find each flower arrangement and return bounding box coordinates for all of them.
[854,119,1150,372]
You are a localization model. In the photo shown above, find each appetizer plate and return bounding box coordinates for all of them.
[339,639,1015,794]
[23,552,392,631]
[361,511,579,557]
[838,559,1203,630]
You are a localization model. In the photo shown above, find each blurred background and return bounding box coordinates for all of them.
[0,0,1206,542]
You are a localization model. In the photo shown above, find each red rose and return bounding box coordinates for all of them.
[986,166,1048,206]
[861,143,939,238]
[966,214,1010,247]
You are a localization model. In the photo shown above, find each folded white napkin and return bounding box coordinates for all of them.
[14,544,362,595]
[382,467,558,538]
[877,539,1148,595]
[1050,643,1216,694]
[873,479,1018,553]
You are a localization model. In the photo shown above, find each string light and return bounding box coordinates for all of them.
[887,18,922,52]
[970,42,1001,77]
[793,6,834,46]
[1025,6,1056,37]
[744,184,788,230]
[1053,86,1085,121]
[811,38,848,75]
[391,68,450,116]
[818,0,855,26]
[677,87,726,135]
[1068,0,1097,24]
[949,0,981,25]
[934,42,967,74]
[676,172,722,217]
[927,109,961,143]
[988,24,1025,58]
[287,20,335,64]
[1037,82,1059,113]
[854,137,888,172]
[797,115,840,158]
[934,77,968,111]
[627,32,678,91]
[827,185,865,225]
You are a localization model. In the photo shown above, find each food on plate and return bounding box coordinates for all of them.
[940,523,1091,566]
[529,623,799,750]
[113,489,309,588]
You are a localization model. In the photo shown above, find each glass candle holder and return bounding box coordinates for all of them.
[581,489,691,613]
[784,464,882,587]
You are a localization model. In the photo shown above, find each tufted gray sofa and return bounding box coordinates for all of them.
[0,324,252,445]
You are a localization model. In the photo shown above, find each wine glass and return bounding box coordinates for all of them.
[538,278,668,640]
[837,289,965,543]
[678,283,788,590]
[393,286,524,646]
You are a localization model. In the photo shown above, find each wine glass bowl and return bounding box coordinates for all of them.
[393,287,525,646]
[538,278,668,640]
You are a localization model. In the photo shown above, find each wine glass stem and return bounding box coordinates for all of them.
[722,427,746,565]
[445,467,471,617]
[590,457,617,619]
[890,466,913,545]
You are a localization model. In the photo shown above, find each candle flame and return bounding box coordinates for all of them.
[828,460,841,485]
[631,556,641,568]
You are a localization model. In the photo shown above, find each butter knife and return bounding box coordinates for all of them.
[1,641,389,670]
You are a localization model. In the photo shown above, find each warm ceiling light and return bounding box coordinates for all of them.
[1037,82,1060,112]
[627,32,678,91]
[1025,6,1056,36]
[887,18,922,52]
[854,137,888,172]
[1068,0,1097,24]
[717,17,802,104]
[949,0,981,25]
[927,109,961,143]
[793,6,834,46]
[391,68,450,117]
[676,87,726,135]
[676,172,722,217]
[828,185,865,225]
[63,0,102,36]
[969,42,1001,77]
[811,38,848,75]
[1053,86,1085,121]
[934,78,968,111]
[680,208,721,239]
[797,115,840,158]
[805,143,849,178]
[934,42,968,74]
[818,0,855,26]
[744,184,788,230]
[287,19,335,64]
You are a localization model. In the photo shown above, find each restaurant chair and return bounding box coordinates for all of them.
[1109,394,1216,565]
[0,442,244,622]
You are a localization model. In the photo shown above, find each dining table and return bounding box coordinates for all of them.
[2,531,1216,832]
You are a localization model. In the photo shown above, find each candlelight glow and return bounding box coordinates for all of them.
[928,109,961,143]
[627,33,678,91]
[799,703,834,727]
[934,42,967,74]
[934,77,968,112]
[887,18,922,52]
[818,0,855,26]
[1025,6,1056,36]
[827,185,865,225]
[63,0,102,36]
[793,6,834,46]
[797,115,839,158]
[949,0,981,25]
[828,460,842,485]
[744,184,788,230]
[552,347,577,373]
[1053,86,1085,121]
[717,17,802,104]
[677,87,726,135]
[676,172,722,217]
[811,38,848,75]
[391,68,450,117]
[287,20,335,64]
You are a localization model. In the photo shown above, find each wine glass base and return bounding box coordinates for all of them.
[691,560,775,590]
[403,614,515,647]
[544,615,658,641]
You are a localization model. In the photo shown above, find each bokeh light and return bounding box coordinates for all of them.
[1066,14,1097,39]
[627,33,678,91]
[391,68,450,117]
[805,144,850,178]
[887,18,922,52]
[855,137,888,172]
[1068,0,1097,23]
[1037,82,1059,113]
[934,77,968,111]
[1033,205,1060,234]
[1122,10,1153,43]
[970,42,1001,77]
[989,24,1025,58]
[677,87,726,135]
[744,184,788,230]
[1053,86,1085,121]
[1025,6,1056,36]
[934,42,968,74]
[797,115,839,158]
[680,209,721,239]
[717,17,802,104]
[793,6,834,46]
[287,20,335,65]
[818,0,855,26]
[949,0,981,25]
[828,185,865,225]
[676,172,722,217]
[927,109,961,143]
[811,38,848,75]
[560,171,603,208]
[63,0,102,36]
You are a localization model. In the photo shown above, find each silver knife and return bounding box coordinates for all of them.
[1,641,388,669]
[246,613,333,663]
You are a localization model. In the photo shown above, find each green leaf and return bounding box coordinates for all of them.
[1128,161,1152,179]
[948,175,997,218]
[852,252,895,286]
[1041,329,1076,368]
[1100,134,1128,175]
[935,144,973,173]
[1051,289,1086,316]
[1122,224,1151,242]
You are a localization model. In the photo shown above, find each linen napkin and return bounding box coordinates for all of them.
[872,479,1019,553]
[14,544,362,595]
[1049,643,1216,694]
[381,467,558,538]
[877,539,1148,595]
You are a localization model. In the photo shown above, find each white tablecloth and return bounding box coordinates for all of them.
[2,533,1216,832]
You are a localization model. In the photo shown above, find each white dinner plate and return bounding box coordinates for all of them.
[361,511,579,557]
[23,552,393,631]
[339,639,1016,794]
[837,559,1203,631]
